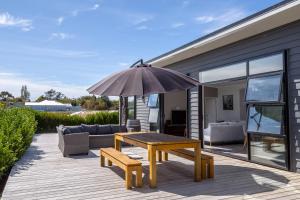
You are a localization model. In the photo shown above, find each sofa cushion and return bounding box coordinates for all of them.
[62,127,72,135]
[64,126,83,134]
[81,124,98,135]
[111,125,127,134]
[95,125,112,135]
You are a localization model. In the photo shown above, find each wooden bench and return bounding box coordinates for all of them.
[167,149,214,179]
[100,148,143,189]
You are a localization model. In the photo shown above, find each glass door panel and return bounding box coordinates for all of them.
[250,134,286,168]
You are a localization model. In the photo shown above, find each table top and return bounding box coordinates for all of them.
[116,132,200,145]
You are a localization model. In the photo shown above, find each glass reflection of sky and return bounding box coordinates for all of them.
[246,75,281,102]
[148,94,158,108]
[247,106,282,134]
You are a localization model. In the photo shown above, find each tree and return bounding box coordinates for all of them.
[40,89,66,101]
[36,95,46,102]
[0,91,14,101]
[20,85,30,101]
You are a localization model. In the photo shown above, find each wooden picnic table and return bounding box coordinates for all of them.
[114,132,201,188]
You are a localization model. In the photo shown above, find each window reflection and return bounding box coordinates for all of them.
[250,134,286,168]
[199,62,246,83]
[247,105,283,135]
[246,75,281,102]
[249,53,283,75]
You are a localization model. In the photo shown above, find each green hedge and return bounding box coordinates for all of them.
[34,111,119,132]
[0,108,37,178]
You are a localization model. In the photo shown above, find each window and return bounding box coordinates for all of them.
[249,53,283,75]
[247,105,284,135]
[148,94,159,107]
[246,74,281,102]
[127,96,135,120]
[250,134,286,168]
[199,62,246,83]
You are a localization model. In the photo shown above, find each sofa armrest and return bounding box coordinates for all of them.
[63,132,89,145]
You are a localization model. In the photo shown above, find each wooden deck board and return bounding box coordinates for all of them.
[2,133,300,200]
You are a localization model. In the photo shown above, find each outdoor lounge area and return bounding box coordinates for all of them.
[3,133,300,200]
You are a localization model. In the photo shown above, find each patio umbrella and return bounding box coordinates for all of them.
[87,61,199,97]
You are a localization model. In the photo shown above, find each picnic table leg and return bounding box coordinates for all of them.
[148,145,157,188]
[115,137,121,151]
[194,143,201,182]
[162,152,168,161]
[100,153,105,167]
[157,151,162,162]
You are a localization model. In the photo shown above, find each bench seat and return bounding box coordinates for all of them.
[100,148,142,189]
[167,149,214,179]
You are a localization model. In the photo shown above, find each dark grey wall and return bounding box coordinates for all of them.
[136,19,300,171]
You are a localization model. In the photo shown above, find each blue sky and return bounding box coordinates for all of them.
[0,0,282,100]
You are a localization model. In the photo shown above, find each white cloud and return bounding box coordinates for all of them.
[118,62,129,67]
[171,22,184,28]
[132,15,153,25]
[195,8,246,24]
[136,25,150,30]
[0,12,33,31]
[71,3,100,16]
[195,16,216,23]
[50,32,74,40]
[0,72,90,100]
[195,8,247,34]
[0,45,99,59]
[57,17,64,25]
[182,0,190,8]
[91,4,100,10]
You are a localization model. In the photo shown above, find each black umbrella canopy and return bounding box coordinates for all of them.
[87,63,199,97]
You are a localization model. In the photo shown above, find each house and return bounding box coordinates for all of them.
[125,0,300,172]
[25,100,73,112]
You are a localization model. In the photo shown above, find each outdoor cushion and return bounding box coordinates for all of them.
[64,126,83,134]
[111,125,127,134]
[81,124,98,135]
[95,125,112,135]
[62,127,72,135]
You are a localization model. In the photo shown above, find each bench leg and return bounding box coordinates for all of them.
[201,160,207,179]
[209,159,214,178]
[125,168,132,189]
[108,160,112,166]
[115,138,121,151]
[163,152,168,161]
[136,167,142,188]
[100,154,105,167]
[157,151,162,162]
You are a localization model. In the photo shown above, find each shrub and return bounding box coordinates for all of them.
[34,111,119,132]
[0,108,37,178]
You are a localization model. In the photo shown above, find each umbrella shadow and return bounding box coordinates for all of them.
[106,160,290,197]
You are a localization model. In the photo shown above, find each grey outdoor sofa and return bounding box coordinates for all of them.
[57,124,127,157]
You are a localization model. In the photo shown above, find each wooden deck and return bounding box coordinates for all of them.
[2,133,300,200]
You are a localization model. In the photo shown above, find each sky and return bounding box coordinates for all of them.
[0,0,282,100]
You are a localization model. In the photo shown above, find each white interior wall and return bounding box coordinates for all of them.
[216,83,245,121]
[164,91,187,122]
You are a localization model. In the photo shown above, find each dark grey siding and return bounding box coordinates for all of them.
[135,19,300,171]
[163,20,300,172]
[136,96,150,131]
